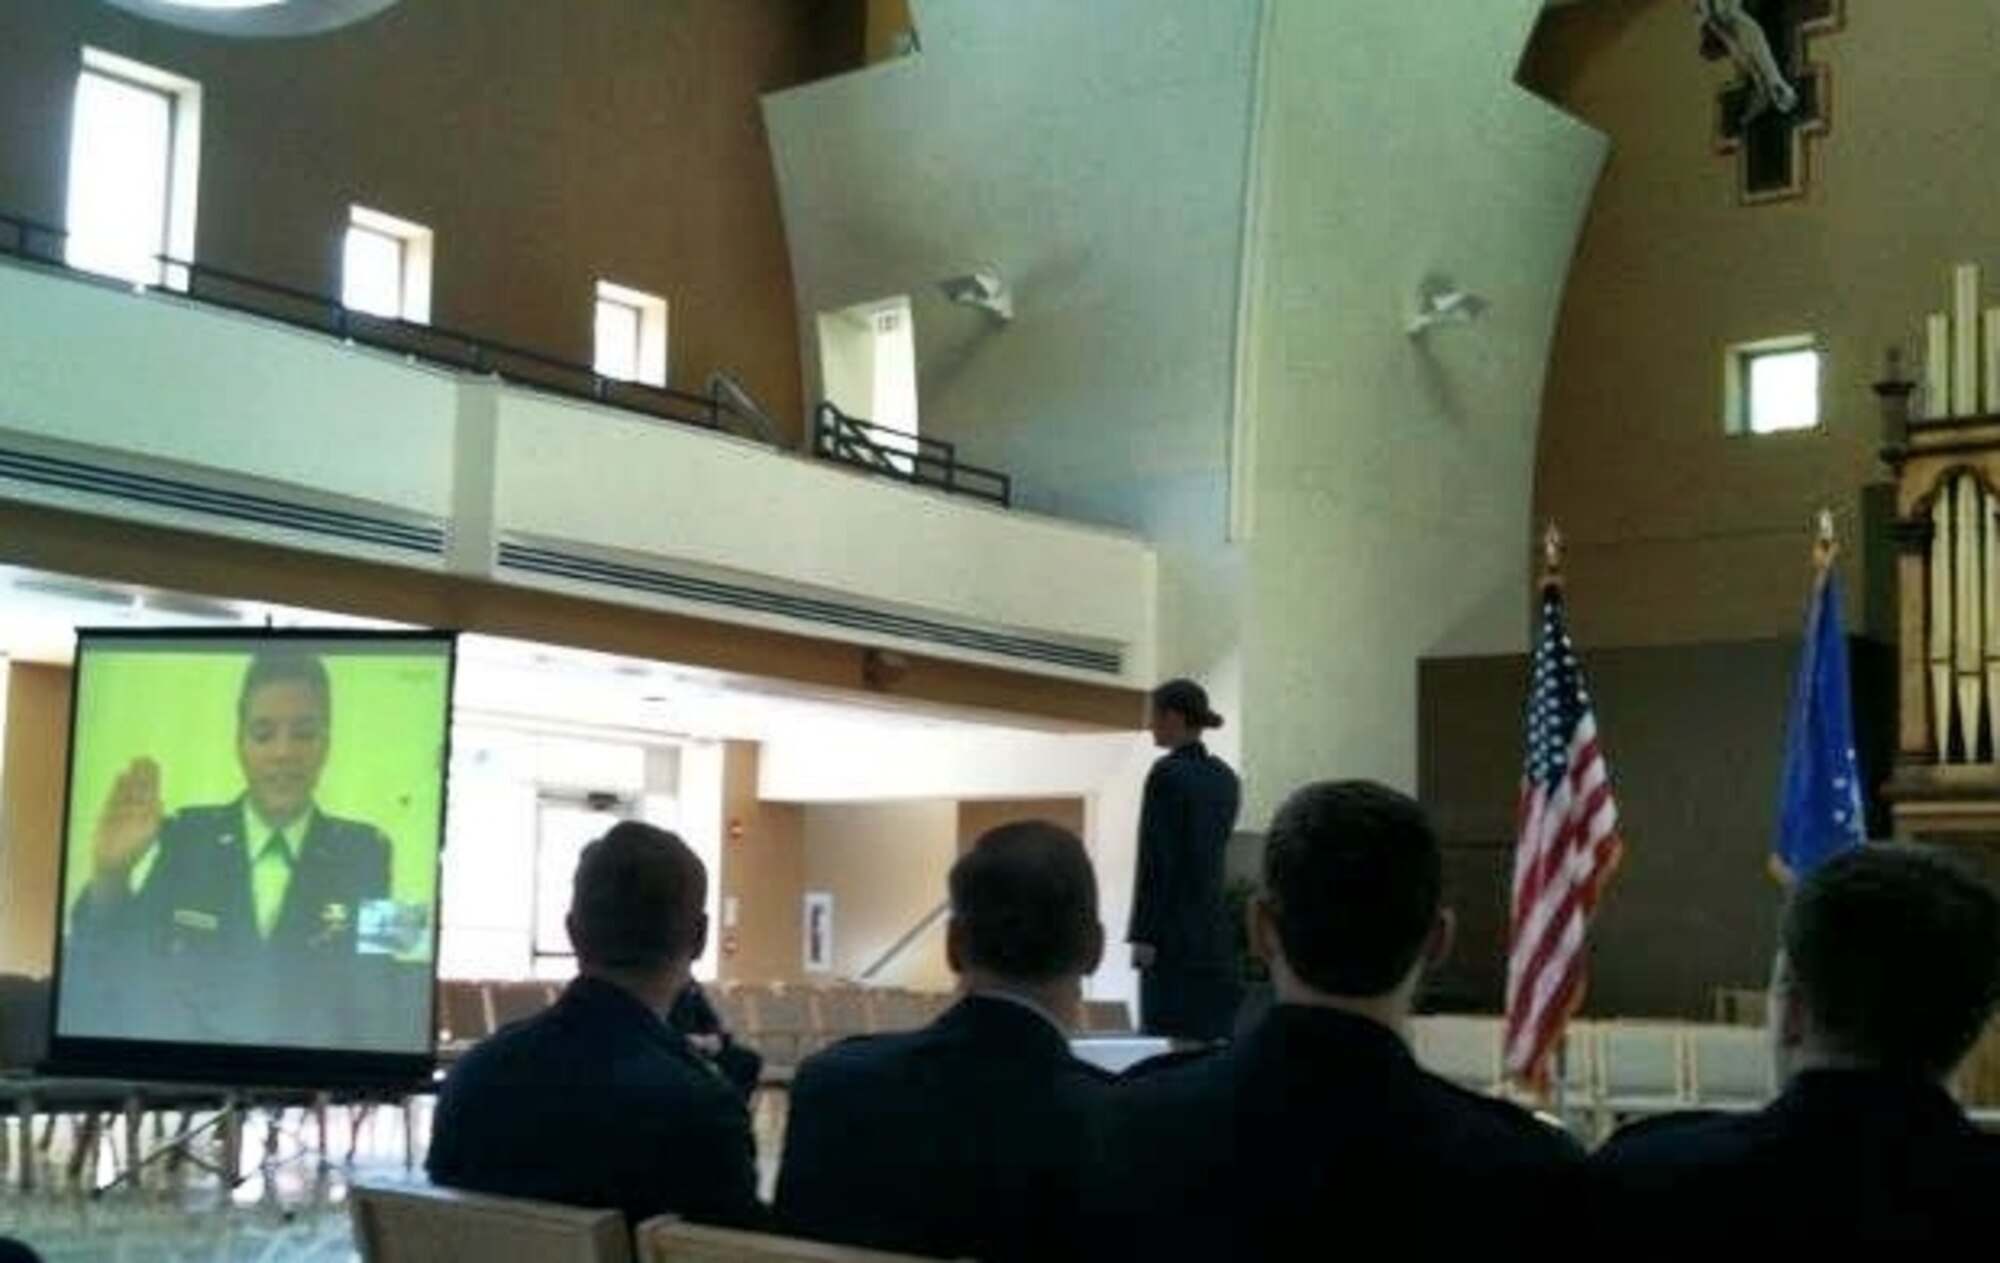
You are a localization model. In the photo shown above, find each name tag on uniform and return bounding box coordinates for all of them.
[172,909,220,933]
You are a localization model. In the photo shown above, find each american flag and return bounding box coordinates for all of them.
[1505,578,1623,1087]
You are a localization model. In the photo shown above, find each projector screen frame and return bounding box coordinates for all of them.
[44,624,458,1091]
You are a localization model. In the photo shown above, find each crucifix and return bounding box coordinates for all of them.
[1706,0,1842,203]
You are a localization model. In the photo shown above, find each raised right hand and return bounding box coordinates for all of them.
[93,757,164,882]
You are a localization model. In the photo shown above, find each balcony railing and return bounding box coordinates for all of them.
[811,402,1010,508]
[2,210,1020,509]
[0,210,774,445]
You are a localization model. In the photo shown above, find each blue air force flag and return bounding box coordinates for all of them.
[1773,568,1864,883]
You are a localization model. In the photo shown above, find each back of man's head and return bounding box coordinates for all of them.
[1780,842,2000,1079]
[568,821,707,973]
[948,820,1103,984]
[1262,780,1442,998]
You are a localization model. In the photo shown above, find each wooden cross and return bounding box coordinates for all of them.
[1712,0,1842,203]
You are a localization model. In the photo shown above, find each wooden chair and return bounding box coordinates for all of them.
[1593,1021,1689,1140]
[1687,1024,1774,1112]
[869,989,930,1033]
[745,986,818,1080]
[488,980,561,1029]
[814,987,871,1048]
[1408,1015,1504,1095]
[635,1217,956,1262]
[351,1183,631,1263]
[438,979,495,1049]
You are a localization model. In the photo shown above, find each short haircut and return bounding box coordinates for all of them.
[1261,780,1442,997]
[237,649,331,727]
[949,820,1099,983]
[569,821,707,971]
[1781,842,2000,1078]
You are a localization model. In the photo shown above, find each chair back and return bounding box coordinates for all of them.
[351,1184,631,1263]
[1688,1024,1774,1108]
[1080,999,1133,1034]
[635,1217,955,1262]
[1596,1021,1689,1102]
[438,979,494,1046]
[1409,1015,1504,1093]
[489,980,560,1028]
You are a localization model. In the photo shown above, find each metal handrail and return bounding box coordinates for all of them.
[0,209,722,432]
[706,370,781,446]
[812,401,1011,508]
[1,208,1017,506]
[857,899,952,984]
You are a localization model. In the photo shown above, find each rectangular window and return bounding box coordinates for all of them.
[64,49,202,289]
[594,280,668,386]
[342,205,433,323]
[1727,337,1820,435]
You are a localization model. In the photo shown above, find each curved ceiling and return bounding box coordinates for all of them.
[99,0,403,38]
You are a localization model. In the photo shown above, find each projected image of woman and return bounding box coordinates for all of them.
[65,649,403,1051]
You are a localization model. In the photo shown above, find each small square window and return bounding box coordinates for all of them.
[594,280,668,387]
[1727,339,1820,435]
[341,224,404,319]
[594,295,643,382]
[342,205,432,323]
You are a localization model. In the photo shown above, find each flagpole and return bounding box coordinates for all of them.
[1534,521,1567,1116]
[1543,516,1566,1120]
[1541,521,1566,594]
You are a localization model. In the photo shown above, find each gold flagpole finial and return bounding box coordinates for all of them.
[1813,507,1837,573]
[1540,522,1566,590]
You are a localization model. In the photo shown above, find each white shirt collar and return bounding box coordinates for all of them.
[967,988,1069,1038]
[243,801,315,863]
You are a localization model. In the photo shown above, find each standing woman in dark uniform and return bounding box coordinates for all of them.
[1127,678,1242,1046]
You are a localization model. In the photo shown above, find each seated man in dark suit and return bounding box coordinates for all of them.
[428,821,761,1230]
[1092,780,1582,1261]
[0,1236,41,1263]
[1592,843,2000,1250]
[776,820,1112,1260]
[63,648,409,1049]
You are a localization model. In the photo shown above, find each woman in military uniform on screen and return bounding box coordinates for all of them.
[63,649,409,1053]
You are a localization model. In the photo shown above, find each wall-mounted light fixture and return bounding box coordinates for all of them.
[1406,275,1489,338]
[938,267,1014,322]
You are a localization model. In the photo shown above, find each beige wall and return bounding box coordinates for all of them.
[801,799,956,990]
[1238,0,1605,816]
[0,0,867,443]
[717,741,804,985]
[0,663,71,977]
[955,798,1086,856]
[1526,1,1999,646]
[864,0,913,64]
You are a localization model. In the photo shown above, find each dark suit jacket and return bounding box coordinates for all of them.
[776,994,1112,1261]
[0,1237,41,1263]
[63,800,409,1050]
[428,975,762,1232]
[1591,1069,2000,1251]
[1127,742,1240,971]
[1091,1005,1584,1261]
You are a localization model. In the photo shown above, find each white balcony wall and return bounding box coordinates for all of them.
[0,259,1155,682]
[492,393,1155,679]
[0,262,457,517]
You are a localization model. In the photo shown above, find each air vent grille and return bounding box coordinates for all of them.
[497,541,1121,675]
